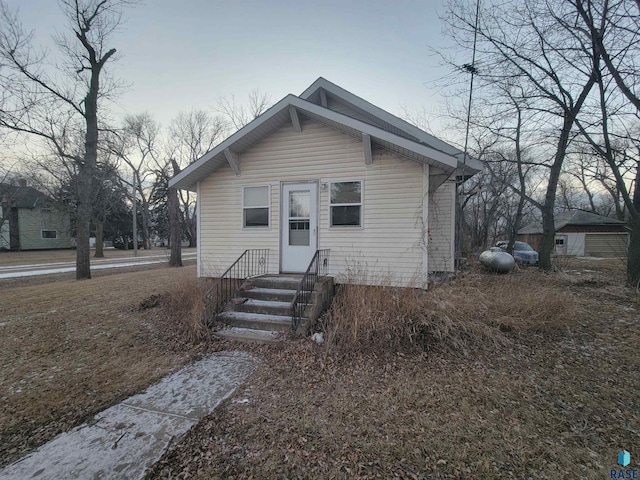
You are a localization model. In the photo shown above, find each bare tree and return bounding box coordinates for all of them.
[443,0,600,270]
[168,109,226,247]
[571,0,640,285]
[110,113,162,250]
[217,88,272,131]
[0,0,136,279]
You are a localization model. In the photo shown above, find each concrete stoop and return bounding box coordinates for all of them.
[215,327,284,344]
[215,274,335,342]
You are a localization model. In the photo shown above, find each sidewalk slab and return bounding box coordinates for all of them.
[0,351,257,480]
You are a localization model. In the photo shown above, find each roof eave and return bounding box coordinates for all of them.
[300,77,468,158]
[169,96,459,191]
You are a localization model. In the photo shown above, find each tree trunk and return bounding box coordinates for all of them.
[169,159,182,267]
[76,164,93,279]
[76,47,111,279]
[94,220,104,258]
[189,206,197,248]
[628,217,640,288]
[539,115,576,271]
[508,194,526,254]
[539,204,556,271]
[140,197,151,249]
[627,162,640,287]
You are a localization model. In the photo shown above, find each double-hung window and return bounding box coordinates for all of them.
[330,181,362,227]
[243,186,270,228]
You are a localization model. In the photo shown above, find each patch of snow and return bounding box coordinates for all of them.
[311,332,324,345]
[0,352,257,480]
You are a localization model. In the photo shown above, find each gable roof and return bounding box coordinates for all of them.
[0,183,51,209]
[300,77,483,176]
[170,78,477,191]
[518,210,627,234]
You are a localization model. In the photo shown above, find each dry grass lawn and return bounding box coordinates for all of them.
[0,264,214,467]
[147,261,640,479]
[1,256,638,478]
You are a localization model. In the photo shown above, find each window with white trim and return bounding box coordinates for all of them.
[243,186,270,227]
[330,181,362,227]
[41,230,58,239]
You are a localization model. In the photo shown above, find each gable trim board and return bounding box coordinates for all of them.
[172,79,475,286]
[170,95,459,193]
[299,77,483,178]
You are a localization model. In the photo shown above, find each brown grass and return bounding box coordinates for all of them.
[322,269,576,355]
[147,262,640,479]
[0,264,216,467]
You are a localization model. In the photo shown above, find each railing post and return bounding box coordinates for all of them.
[204,249,271,323]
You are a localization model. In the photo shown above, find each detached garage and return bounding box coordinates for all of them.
[517,211,629,258]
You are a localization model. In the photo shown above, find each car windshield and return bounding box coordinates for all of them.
[514,242,534,251]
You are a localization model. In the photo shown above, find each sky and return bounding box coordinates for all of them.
[5,0,465,143]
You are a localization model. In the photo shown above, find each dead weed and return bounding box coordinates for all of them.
[321,270,576,356]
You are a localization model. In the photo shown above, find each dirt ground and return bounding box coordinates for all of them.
[0,263,215,467]
[146,258,640,479]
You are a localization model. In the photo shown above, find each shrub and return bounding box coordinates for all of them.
[161,272,210,344]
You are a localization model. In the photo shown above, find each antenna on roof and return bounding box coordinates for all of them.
[456,0,481,269]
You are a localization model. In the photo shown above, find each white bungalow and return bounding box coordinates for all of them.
[169,78,481,287]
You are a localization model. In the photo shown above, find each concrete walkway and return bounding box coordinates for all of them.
[0,352,257,480]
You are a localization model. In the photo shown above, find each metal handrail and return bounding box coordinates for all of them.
[290,249,330,333]
[204,249,269,323]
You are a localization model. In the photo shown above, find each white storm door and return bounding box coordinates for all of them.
[281,182,318,272]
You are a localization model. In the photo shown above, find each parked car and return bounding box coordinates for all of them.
[112,238,143,250]
[495,240,539,265]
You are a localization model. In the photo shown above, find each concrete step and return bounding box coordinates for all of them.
[241,287,298,302]
[230,298,292,316]
[217,311,292,332]
[214,327,283,344]
[248,275,303,290]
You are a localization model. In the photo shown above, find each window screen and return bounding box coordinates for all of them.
[330,181,361,227]
[243,186,269,227]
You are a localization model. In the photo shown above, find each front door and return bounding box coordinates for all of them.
[281,182,318,272]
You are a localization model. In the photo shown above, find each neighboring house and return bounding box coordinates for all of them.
[517,210,629,257]
[0,180,72,250]
[169,77,481,286]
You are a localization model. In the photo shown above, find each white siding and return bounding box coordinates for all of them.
[564,232,585,256]
[584,233,629,257]
[199,119,429,286]
[427,179,455,272]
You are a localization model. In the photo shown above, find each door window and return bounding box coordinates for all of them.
[289,190,310,246]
